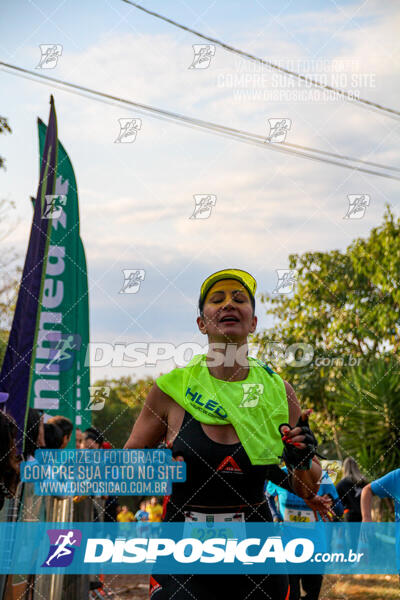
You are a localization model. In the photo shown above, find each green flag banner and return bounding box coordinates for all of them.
[29,115,91,442]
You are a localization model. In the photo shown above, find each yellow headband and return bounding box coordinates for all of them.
[200,269,257,304]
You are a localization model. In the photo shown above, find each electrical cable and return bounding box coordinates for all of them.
[2,61,399,181]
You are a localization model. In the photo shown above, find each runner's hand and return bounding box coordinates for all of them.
[304,494,334,522]
[279,410,319,471]
[280,409,314,448]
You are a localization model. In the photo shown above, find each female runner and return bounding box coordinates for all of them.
[125,268,330,599]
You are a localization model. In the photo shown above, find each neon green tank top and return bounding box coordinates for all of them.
[156,354,288,465]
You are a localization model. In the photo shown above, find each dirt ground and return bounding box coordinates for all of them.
[320,575,399,599]
[104,574,399,599]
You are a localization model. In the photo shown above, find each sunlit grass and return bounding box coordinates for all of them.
[321,574,399,599]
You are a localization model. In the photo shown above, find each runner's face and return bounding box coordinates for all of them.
[197,279,257,341]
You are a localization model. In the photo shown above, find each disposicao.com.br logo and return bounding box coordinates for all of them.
[83,535,314,565]
[42,529,82,567]
[2,522,391,574]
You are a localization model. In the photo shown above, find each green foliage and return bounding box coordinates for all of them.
[0,197,21,369]
[0,118,19,368]
[0,116,11,170]
[0,330,9,368]
[91,376,154,448]
[335,358,400,479]
[254,206,400,460]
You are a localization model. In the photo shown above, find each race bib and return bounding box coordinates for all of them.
[184,511,245,523]
[183,510,246,542]
[284,507,315,523]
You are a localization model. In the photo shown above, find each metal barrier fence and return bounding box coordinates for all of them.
[0,484,93,600]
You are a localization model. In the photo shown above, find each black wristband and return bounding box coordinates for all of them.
[278,415,319,471]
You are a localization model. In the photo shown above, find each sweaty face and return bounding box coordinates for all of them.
[199,279,257,341]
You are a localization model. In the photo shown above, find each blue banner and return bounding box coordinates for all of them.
[20,449,186,495]
[0,522,398,574]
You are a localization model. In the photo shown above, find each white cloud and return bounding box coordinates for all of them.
[2,2,399,381]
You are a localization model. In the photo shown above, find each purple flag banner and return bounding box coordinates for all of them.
[0,96,58,448]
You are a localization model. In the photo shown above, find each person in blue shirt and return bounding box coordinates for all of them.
[266,468,344,600]
[135,500,149,522]
[361,468,400,575]
[361,468,400,522]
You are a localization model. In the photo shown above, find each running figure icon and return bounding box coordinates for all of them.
[45,335,77,370]
[45,531,77,566]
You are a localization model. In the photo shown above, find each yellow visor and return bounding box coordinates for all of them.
[200,269,257,304]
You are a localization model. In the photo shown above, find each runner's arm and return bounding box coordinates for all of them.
[283,382,322,495]
[124,384,169,449]
[284,381,301,427]
[361,484,373,521]
[291,457,322,498]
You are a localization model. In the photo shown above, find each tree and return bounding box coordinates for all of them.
[0,116,11,170]
[253,206,400,457]
[0,199,21,325]
[335,358,400,479]
[90,375,154,513]
[92,375,154,448]
[0,118,20,367]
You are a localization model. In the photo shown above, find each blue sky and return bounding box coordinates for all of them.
[3,0,373,55]
[1,0,399,382]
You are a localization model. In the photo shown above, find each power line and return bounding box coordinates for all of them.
[121,0,400,120]
[2,61,400,181]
